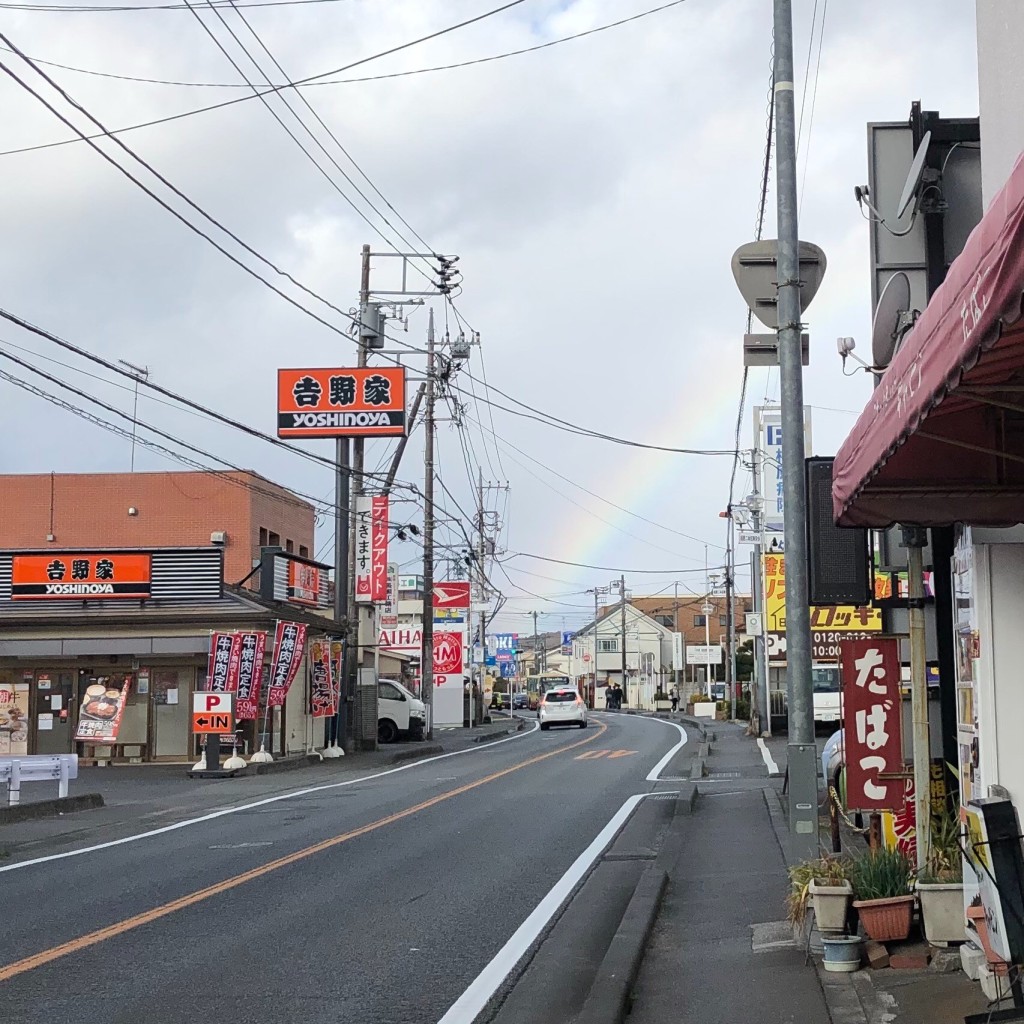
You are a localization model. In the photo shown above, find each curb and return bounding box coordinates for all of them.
[0,792,104,825]
[389,743,444,764]
[575,865,669,1024]
[688,758,706,781]
[676,782,700,815]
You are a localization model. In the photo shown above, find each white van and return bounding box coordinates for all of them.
[378,678,426,744]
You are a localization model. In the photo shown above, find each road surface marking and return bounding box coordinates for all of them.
[574,749,637,761]
[757,737,780,775]
[436,792,656,1024]
[0,721,542,876]
[644,719,688,781]
[0,722,607,983]
[607,750,637,759]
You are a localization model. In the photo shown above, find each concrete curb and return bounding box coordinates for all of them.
[0,792,104,825]
[675,782,700,815]
[575,865,669,1024]
[250,753,326,776]
[688,758,706,781]
[388,743,444,764]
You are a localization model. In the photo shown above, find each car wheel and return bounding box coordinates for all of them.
[540,722,549,731]
[378,719,399,744]
[579,720,587,729]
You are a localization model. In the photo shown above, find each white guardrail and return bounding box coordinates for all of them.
[0,754,79,806]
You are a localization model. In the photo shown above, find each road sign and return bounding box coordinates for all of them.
[192,691,235,734]
[731,240,827,329]
[433,582,470,609]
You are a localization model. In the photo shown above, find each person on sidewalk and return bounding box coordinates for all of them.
[670,685,680,713]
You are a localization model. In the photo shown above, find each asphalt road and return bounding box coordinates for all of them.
[0,712,690,1024]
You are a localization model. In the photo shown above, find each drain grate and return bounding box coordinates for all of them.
[706,771,741,779]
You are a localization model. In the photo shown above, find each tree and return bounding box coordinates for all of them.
[735,639,754,682]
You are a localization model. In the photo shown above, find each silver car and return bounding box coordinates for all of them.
[538,687,587,730]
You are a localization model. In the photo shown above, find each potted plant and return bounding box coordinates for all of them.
[788,856,852,933]
[850,846,915,942]
[653,689,673,712]
[918,797,966,945]
[822,934,863,972]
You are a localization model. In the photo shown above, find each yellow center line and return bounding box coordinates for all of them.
[0,720,608,984]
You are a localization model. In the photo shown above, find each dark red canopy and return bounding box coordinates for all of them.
[833,152,1024,528]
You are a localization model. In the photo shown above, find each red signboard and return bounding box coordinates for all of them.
[12,553,151,600]
[840,637,905,812]
[267,621,307,706]
[433,582,470,609]
[288,561,324,607]
[207,632,242,692]
[276,366,407,438]
[433,630,464,687]
[235,631,267,720]
[370,496,389,603]
[309,638,336,718]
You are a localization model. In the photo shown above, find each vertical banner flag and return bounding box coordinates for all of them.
[354,495,372,603]
[371,495,389,602]
[235,631,267,720]
[207,632,239,692]
[309,638,335,717]
[268,621,308,706]
[840,636,904,812]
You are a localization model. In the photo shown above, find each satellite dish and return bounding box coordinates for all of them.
[871,272,911,368]
[896,130,932,220]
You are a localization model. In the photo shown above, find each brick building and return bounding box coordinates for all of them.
[626,593,752,648]
[0,471,315,585]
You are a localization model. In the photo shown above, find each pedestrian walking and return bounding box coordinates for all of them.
[670,685,679,713]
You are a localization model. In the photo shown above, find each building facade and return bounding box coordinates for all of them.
[0,471,316,587]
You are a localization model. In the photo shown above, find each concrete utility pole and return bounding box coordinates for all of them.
[725,512,737,721]
[532,610,540,672]
[473,467,487,729]
[619,575,627,705]
[904,527,931,871]
[674,581,681,690]
[332,429,350,751]
[773,0,817,854]
[421,309,437,739]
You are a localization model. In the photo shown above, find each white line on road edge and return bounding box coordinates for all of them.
[644,718,688,782]
[0,721,540,875]
[436,792,650,1024]
[757,738,780,776]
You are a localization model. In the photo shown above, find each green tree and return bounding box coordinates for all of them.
[735,639,754,682]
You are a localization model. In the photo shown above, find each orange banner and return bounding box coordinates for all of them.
[12,553,151,600]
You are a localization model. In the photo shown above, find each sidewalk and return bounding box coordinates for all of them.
[0,719,520,859]
[628,722,989,1024]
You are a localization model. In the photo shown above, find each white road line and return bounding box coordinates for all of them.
[757,737,780,776]
[0,721,540,875]
[644,718,688,782]
[436,792,649,1024]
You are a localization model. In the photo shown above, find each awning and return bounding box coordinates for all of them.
[833,152,1024,528]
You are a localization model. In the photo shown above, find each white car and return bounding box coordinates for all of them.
[538,687,587,730]
[378,678,426,743]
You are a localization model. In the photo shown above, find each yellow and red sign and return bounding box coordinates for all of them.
[12,553,151,600]
[763,554,881,634]
[276,367,407,438]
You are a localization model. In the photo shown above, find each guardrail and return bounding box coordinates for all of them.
[0,754,79,806]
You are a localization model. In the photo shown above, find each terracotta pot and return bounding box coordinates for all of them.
[852,895,914,942]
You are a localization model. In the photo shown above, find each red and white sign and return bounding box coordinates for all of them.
[840,637,904,813]
[433,630,464,688]
[267,621,308,706]
[191,691,235,734]
[433,582,470,609]
[235,630,267,720]
[207,632,242,692]
[370,496,388,603]
[379,626,422,652]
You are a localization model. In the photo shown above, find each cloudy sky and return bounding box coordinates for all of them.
[0,0,980,634]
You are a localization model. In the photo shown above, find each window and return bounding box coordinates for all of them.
[719,615,728,627]
[598,638,618,653]
[268,531,280,547]
[378,682,404,702]
[694,615,706,627]
[299,545,309,558]
[655,614,674,628]
[544,690,577,703]
[285,539,294,553]
[259,527,268,547]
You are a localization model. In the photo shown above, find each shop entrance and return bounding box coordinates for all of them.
[33,670,75,755]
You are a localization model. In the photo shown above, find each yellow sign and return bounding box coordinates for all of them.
[762,554,881,633]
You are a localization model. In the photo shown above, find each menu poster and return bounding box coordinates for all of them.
[75,676,131,744]
[235,631,268,721]
[0,683,29,755]
[267,622,307,707]
[309,639,336,718]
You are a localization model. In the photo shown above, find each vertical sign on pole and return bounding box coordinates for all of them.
[354,496,372,603]
[370,496,389,602]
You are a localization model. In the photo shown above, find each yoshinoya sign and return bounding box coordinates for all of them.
[12,553,151,600]
[276,367,407,438]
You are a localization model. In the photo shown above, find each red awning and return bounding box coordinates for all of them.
[833,152,1024,528]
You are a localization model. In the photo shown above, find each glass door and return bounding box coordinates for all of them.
[32,670,75,755]
[152,668,191,759]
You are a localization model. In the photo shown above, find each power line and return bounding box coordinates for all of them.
[2,0,355,9]
[798,0,828,216]
[0,1,533,158]
[503,552,729,575]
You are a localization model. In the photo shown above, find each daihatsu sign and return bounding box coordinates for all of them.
[379,625,422,652]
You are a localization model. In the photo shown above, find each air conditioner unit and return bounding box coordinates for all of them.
[210,531,228,545]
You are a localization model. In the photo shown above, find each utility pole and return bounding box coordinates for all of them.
[421,308,437,739]
[532,610,540,673]
[725,509,737,721]
[118,359,148,472]
[473,467,486,730]
[774,0,817,854]
[330,433,350,753]
[904,527,931,871]
[673,581,680,692]
[619,575,627,706]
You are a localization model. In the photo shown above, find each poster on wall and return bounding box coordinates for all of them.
[0,683,29,755]
[74,676,131,744]
[267,621,308,706]
[309,638,337,718]
[235,631,267,720]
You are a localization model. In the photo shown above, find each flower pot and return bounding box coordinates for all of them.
[822,934,863,973]
[917,882,965,946]
[852,895,915,942]
[810,879,853,934]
